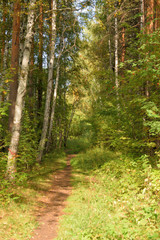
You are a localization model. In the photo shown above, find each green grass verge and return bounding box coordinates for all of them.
[56,148,160,240]
[0,151,66,240]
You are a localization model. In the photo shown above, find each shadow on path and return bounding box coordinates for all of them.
[31,155,75,240]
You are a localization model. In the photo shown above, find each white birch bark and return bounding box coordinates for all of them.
[19,12,27,67]
[37,0,57,162]
[109,37,112,71]
[46,62,60,151]
[140,0,145,31]
[7,0,36,180]
[115,14,119,107]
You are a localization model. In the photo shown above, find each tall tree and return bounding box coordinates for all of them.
[7,0,36,180]
[0,0,7,103]
[114,2,119,109]
[38,1,43,111]
[146,0,155,33]
[37,0,57,162]
[8,0,21,132]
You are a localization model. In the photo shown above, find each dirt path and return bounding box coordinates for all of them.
[31,155,75,240]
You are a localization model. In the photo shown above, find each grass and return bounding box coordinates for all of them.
[56,147,160,240]
[1,138,160,240]
[0,150,66,240]
[66,137,91,154]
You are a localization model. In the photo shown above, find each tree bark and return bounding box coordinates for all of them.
[0,0,6,104]
[38,2,43,110]
[140,0,145,31]
[146,0,155,33]
[108,36,112,71]
[7,0,36,180]
[28,36,34,98]
[115,11,119,110]
[121,27,125,63]
[46,61,60,151]
[9,0,21,132]
[155,0,160,29]
[37,0,57,162]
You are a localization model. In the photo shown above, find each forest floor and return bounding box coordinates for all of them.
[0,139,160,240]
[30,154,75,240]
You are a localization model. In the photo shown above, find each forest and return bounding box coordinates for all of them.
[0,0,160,239]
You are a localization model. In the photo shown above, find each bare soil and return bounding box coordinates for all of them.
[31,155,75,240]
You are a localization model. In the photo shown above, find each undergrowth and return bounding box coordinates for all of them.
[66,137,91,154]
[0,151,66,240]
[56,147,160,240]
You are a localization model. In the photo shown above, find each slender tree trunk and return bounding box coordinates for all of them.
[38,2,43,110]
[37,0,57,162]
[115,11,119,109]
[28,37,34,98]
[58,129,63,149]
[9,0,21,132]
[1,0,6,70]
[7,0,36,180]
[146,0,155,33]
[108,36,112,71]
[19,0,28,67]
[0,0,6,104]
[121,27,125,63]
[140,0,145,31]
[46,61,60,151]
[145,0,154,97]
[155,0,160,29]
[28,36,34,116]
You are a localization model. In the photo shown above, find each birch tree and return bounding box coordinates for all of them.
[140,0,145,31]
[37,0,57,162]
[115,2,119,109]
[7,0,36,180]
[9,0,21,132]
[38,1,43,111]
[46,61,60,151]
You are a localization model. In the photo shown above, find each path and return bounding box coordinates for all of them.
[31,155,75,240]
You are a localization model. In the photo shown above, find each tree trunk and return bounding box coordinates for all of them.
[146,0,155,33]
[28,36,34,98]
[38,2,43,111]
[108,37,112,72]
[115,11,119,109]
[46,61,60,151]
[0,0,6,104]
[155,0,160,29]
[37,0,57,162]
[121,27,125,63]
[19,1,28,67]
[140,0,145,31]
[9,0,21,132]
[7,0,36,180]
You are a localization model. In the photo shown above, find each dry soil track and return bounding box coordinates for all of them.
[31,154,75,240]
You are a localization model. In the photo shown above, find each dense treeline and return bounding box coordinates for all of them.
[0,0,84,181]
[75,0,160,168]
[0,0,160,195]
[0,0,160,239]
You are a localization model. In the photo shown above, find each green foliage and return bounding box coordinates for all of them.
[66,137,91,154]
[18,110,39,171]
[56,148,160,240]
